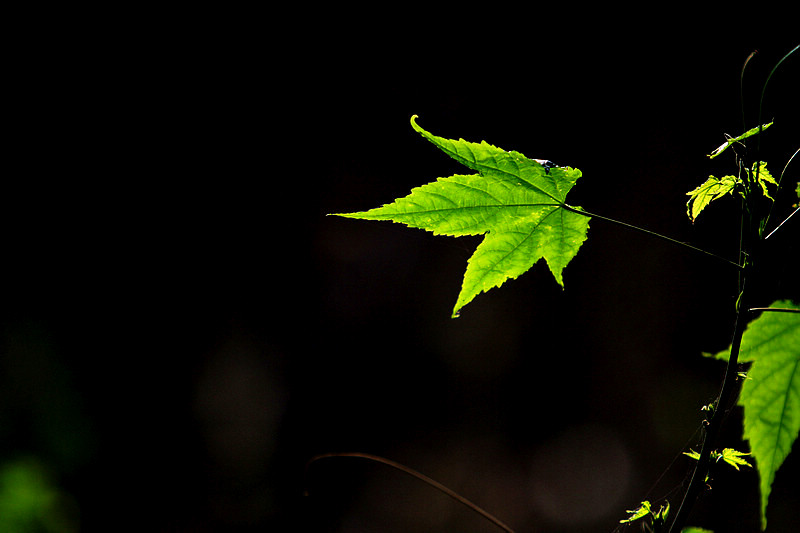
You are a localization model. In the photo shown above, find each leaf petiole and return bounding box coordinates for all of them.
[748,307,800,314]
[561,204,743,270]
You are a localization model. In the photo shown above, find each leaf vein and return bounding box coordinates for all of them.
[768,357,800,476]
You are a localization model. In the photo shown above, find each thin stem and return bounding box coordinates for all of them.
[562,204,743,270]
[757,44,799,135]
[759,44,799,231]
[740,50,759,135]
[749,307,800,314]
[765,205,798,241]
[305,452,516,533]
[762,147,798,241]
[668,292,752,533]
[752,47,792,209]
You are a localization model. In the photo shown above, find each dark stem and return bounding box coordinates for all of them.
[668,294,752,532]
[305,452,516,533]
[669,195,762,531]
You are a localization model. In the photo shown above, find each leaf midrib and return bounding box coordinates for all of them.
[434,142,565,204]
[358,203,564,217]
[469,208,561,284]
[768,358,800,475]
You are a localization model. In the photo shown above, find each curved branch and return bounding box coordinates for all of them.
[305,452,516,533]
[669,296,752,532]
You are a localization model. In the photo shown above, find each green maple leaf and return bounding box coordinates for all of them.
[686,162,777,223]
[619,500,652,524]
[683,447,752,471]
[687,121,775,223]
[333,116,590,318]
[718,448,752,470]
[750,161,778,201]
[686,175,738,222]
[708,301,800,530]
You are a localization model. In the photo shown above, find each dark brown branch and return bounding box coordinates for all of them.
[305,452,516,533]
[668,302,750,533]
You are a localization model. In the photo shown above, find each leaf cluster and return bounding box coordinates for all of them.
[331,50,798,530]
[685,123,777,223]
[683,447,752,471]
[620,500,670,531]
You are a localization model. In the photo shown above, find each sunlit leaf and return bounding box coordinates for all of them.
[687,162,776,223]
[709,122,773,159]
[707,300,800,529]
[686,175,738,222]
[685,448,753,471]
[683,449,701,461]
[718,448,752,470]
[749,161,777,200]
[620,500,651,524]
[333,116,590,317]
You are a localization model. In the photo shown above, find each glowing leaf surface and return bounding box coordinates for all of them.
[334,116,590,317]
[709,301,800,529]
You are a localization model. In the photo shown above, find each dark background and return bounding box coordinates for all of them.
[2,9,798,533]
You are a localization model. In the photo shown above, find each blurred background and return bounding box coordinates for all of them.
[3,8,798,533]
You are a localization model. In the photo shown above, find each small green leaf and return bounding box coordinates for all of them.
[686,162,776,223]
[333,116,591,318]
[709,122,773,159]
[683,449,701,461]
[748,161,777,200]
[718,448,752,471]
[620,500,651,523]
[654,500,670,521]
[707,300,800,529]
[682,528,714,533]
[686,175,738,222]
[687,447,753,472]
